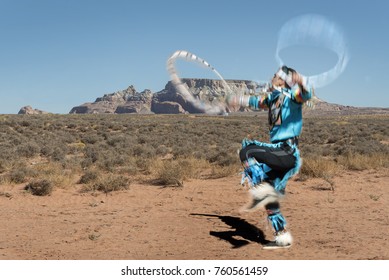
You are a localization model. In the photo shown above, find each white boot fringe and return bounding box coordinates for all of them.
[242,182,280,212]
[275,231,293,246]
[263,230,293,250]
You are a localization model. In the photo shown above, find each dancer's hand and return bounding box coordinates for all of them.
[292,71,303,86]
[292,71,310,91]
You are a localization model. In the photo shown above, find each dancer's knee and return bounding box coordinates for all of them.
[239,147,248,162]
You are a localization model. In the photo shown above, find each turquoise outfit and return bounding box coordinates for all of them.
[240,83,312,233]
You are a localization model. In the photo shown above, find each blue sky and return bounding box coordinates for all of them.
[0,0,388,114]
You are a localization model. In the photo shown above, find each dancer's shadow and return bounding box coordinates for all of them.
[190,213,268,249]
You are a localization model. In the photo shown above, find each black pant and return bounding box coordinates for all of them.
[239,143,296,181]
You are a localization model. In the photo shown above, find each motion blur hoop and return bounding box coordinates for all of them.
[166,50,232,114]
[275,14,349,88]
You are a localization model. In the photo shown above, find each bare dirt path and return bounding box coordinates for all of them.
[0,169,388,260]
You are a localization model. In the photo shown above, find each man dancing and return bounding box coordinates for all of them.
[230,66,312,249]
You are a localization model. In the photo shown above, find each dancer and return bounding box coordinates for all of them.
[229,65,312,249]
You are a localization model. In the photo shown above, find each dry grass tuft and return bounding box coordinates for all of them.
[299,157,342,180]
[336,153,389,171]
[81,174,130,193]
[152,160,185,187]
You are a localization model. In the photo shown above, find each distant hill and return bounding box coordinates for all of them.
[304,98,389,116]
[69,86,154,114]
[69,79,388,115]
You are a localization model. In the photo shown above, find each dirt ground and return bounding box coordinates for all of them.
[0,168,388,260]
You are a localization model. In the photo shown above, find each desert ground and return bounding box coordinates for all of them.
[1,168,387,260]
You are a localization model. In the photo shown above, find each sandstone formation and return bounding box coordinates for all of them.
[69,86,153,114]
[18,106,49,115]
[69,79,258,114]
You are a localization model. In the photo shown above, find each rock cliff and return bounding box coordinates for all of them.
[69,79,257,114]
[69,86,153,114]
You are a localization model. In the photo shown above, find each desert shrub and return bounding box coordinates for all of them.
[20,120,31,127]
[192,150,207,160]
[51,147,66,162]
[9,169,28,183]
[15,142,40,158]
[132,144,155,158]
[351,139,388,155]
[78,170,99,184]
[151,157,233,181]
[98,152,127,172]
[137,135,148,144]
[61,157,83,173]
[0,161,6,174]
[135,157,151,172]
[40,145,54,157]
[84,146,99,163]
[176,157,215,179]
[0,144,14,162]
[81,158,93,169]
[299,156,341,180]
[31,162,75,188]
[106,135,127,147]
[172,144,192,158]
[66,123,77,129]
[326,135,339,144]
[25,179,53,196]
[87,174,130,193]
[55,130,76,144]
[154,160,184,187]
[67,142,86,154]
[155,145,170,156]
[336,153,389,170]
[81,134,99,145]
[207,164,241,179]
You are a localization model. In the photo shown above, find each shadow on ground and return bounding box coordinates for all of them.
[190,213,268,248]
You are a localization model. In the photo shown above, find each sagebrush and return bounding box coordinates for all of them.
[0,113,387,191]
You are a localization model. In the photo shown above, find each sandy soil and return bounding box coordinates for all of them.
[0,168,388,260]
